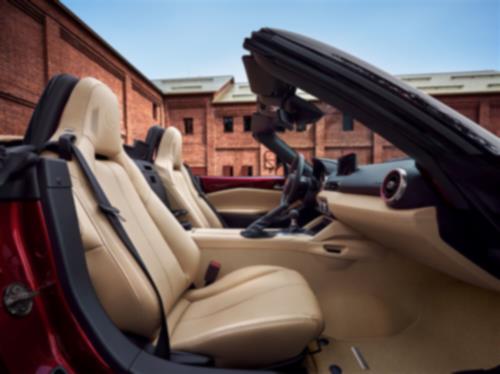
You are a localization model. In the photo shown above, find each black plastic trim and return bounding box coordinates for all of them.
[23,74,79,149]
[221,212,266,228]
[0,164,40,200]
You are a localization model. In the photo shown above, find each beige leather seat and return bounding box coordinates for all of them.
[155,126,223,228]
[49,77,324,368]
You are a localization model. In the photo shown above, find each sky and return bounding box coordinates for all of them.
[62,0,500,81]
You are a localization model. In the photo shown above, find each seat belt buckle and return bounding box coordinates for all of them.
[204,260,221,286]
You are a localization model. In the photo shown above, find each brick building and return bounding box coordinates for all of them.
[1,0,499,177]
[155,72,500,176]
[0,0,164,144]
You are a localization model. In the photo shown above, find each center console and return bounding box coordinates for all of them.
[191,214,386,267]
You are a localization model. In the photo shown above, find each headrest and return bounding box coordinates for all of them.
[51,77,123,158]
[156,126,182,170]
[144,125,165,162]
[23,74,79,149]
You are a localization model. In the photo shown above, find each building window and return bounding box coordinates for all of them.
[152,103,159,120]
[222,165,234,176]
[243,116,252,132]
[241,165,253,176]
[183,117,194,135]
[223,116,234,133]
[342,113,354,131]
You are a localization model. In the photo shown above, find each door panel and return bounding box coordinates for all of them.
[207,188,281,215]
[199,176,284,194]
[206,187,282,228]
[200,176,284,227]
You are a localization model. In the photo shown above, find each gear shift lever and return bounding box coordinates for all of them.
[241,204,288,238]
[289,209,300,232]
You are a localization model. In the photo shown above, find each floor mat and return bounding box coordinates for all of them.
[308,279,500,374]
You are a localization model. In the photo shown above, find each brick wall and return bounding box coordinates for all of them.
[163,92,500,176]
[163,94,210,174]
[0,0,163,142]
[2,0,499,177]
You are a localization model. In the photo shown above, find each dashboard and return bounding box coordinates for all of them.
[310,156,500,291]
[312,157,438,210]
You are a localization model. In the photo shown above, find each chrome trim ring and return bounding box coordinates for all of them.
[381,168,408,205]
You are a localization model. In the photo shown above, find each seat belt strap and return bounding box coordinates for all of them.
[55,134,171,359]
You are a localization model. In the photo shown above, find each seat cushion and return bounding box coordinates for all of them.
[168,266,324,368]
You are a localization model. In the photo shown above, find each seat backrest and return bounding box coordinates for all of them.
[155,127,223,229]
[47,77,200,340]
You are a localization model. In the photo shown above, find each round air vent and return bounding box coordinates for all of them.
[381,168,407,205]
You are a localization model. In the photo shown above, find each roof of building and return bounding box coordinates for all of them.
[159,70,500,103]
[212,82,317,104]
[398,70,500,96]
[153,75,234,95]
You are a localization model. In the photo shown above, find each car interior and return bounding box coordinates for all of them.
[1,28,499,374]
[125,125,285,230]
[37,75,326,370]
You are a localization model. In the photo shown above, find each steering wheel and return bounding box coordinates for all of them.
[241,153,305,238]
[281,154,305,206]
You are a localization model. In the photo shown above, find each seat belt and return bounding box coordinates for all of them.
[51,134,171,359]
[133,159,192,230]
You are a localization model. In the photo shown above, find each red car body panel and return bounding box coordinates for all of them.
[0,201,110,374]
[199,176,284,193]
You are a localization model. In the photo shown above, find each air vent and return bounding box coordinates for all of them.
[381,168,407,205]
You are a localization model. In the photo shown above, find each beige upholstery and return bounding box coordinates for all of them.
[155,127,223,228]
[170,266,323,367]
[49,77,323,367]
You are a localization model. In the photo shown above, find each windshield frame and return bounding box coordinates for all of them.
[243,28,500,230]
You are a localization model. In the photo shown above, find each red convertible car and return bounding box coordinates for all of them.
[0,29,499,374]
